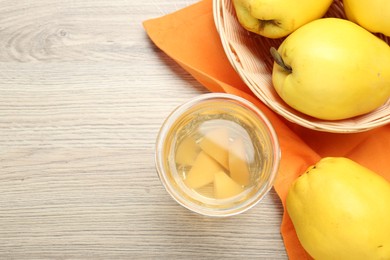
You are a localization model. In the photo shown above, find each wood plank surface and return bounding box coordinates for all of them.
[0,0,287,258]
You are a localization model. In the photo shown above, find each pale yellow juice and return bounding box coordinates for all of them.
[174,116,264,200]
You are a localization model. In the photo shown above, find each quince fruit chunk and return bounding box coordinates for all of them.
[229,137,250,186]
[175,136,199,166]
[214,171,244,199]
[199,128,229,169]
[184,151,223,190]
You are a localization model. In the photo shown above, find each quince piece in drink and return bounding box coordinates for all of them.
[229,137,250,186]
[175,136,199,166]
[199,128,230,169]
[214,171,244,199]
[184,151,223,190]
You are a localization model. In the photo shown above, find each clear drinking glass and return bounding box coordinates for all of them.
[155,93,280,217]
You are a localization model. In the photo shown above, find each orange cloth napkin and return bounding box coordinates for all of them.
[143,0,390,258]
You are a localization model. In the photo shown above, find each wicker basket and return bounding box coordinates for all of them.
[213,0,390,133]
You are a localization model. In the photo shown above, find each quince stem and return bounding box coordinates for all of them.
[270,47,292,73]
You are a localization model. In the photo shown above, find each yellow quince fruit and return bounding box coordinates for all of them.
[286,157,390,260]
[232,0,333,38]
[343,0,390,36]
[271,18,390,120]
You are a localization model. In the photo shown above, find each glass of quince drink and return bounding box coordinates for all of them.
[155,93,280,217]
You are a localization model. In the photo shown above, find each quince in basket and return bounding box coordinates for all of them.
[344,0,390,37]
[271,18,390,120]
[286,157,390,259]
[232,0,333,38]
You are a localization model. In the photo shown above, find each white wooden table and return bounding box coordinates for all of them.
[0,0,287,258]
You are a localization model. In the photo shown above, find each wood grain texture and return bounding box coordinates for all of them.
[0,0,287,259]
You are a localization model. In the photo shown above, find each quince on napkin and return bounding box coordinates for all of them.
[143,0,390,259]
